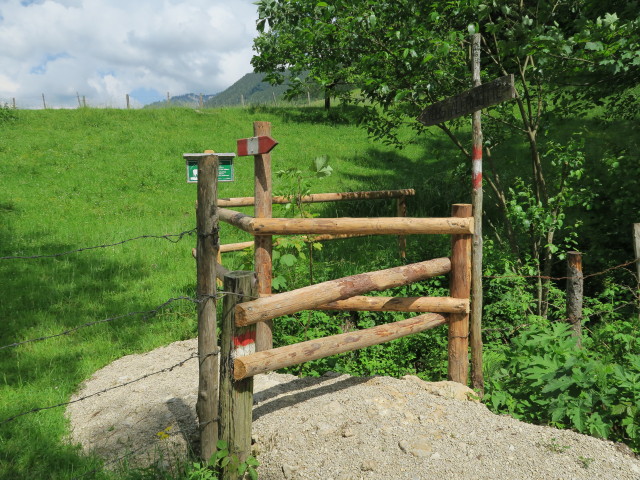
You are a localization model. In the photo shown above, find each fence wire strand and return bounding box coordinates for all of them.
[483,257,639,281]
[0,228,196,260]
[0,351,211,426]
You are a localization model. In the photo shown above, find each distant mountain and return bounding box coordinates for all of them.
[205,72,323,107]
[143,72,327,109]
[145,93,217,109]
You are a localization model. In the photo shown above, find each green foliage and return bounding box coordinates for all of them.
[484,321,640,452]
[0,103,17,124]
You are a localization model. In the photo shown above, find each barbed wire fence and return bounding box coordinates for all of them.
[1,227,638,476]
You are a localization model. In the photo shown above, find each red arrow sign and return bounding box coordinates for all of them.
[236,135,278,156]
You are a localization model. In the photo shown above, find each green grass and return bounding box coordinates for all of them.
[0,106,460,479]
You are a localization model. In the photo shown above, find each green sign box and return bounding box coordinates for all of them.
[184,153,235,183]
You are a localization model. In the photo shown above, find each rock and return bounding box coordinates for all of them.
[361,460,377,471]
[399,437,433,458]
[282,464,298,479]
[402,376,479,402]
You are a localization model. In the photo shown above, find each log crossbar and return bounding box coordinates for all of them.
[236,257,452,326]
[218,189,415,207]
[233,313,447,380]
[219,208,473,236]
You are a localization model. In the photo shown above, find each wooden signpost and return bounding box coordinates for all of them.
[417,74,516,127]
[417,40,517,391]
[236,135,278,157]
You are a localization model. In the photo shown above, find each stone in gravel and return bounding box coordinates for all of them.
[361,460,377,471]
[282,464,298,479]
[399,437,433,457]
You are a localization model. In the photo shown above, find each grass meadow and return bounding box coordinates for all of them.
[0,106,469,479]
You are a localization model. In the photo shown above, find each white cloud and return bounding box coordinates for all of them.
[0,0,259,108]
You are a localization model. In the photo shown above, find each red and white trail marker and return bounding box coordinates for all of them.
[232,330,256,358]
[236,135,278,156]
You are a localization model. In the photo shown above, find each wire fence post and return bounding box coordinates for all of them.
[253,121,274,352]
[566,251,583,348]
[195,152,220,463]
[449,203,472,385]
[219,270,257,480]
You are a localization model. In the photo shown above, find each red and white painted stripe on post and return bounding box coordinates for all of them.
[236,135,278,156]
[472,145,482,190]
[232,330,256,358]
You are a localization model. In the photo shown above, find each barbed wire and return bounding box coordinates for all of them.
[0,228,196,260]
[483,257,639,281]
[0,351,212,426]
[0,290,256,352]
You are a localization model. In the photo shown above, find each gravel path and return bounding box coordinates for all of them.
[66,339,640,479]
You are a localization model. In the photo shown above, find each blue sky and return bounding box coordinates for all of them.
[0,0,259,108]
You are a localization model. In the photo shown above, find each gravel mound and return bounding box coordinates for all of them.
[66,339,640,479]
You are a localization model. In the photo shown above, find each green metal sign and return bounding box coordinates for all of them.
[184,153,235,183]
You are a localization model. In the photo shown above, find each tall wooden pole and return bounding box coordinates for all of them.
[253,121,273,351]
[397,195,407,260]
[633,223,640,320]
[449,203,472,385]
[126,94,130,109]
[219,270,257,479]
[42,93,46,109]
[470,33,484,394]
[76,92,82,108]
[195,153,220,462]
[566,251,583,348]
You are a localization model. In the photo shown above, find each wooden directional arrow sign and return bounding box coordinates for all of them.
[417,74,516,126]
[236,135,278,156]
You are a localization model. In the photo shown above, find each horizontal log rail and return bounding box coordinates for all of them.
[218,189,415,207]
[219,233,372,254]
[219,208,473,236]
[233,313,447,380]
[236,257,451,326]
[314,296,469,313]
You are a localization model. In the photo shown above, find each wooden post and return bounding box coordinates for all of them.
[42,93,46,109]
[449,203,472,385]
[253,121,273,351]
[167,92,171,105]
[470,33,484,394]
[195,153,220,462]
[272,92,277,104]
[200,93,204,108]
[241,94,245,107]
[12,98,16,109]
[219,270,257,478]
[82,96,86,107]
[126,94,130,109]
[397,195,407,260]
[566,251,583,348]
[634,224,640,321]
[76,92,82,108]
[307,90,311,106]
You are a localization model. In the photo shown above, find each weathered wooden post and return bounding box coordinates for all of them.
[449,204,472,384]
[397,195,407,260]
[195,153,220,462]
[470,33,485,394]
[566,251,583,348]
[126,94,130,109]
[252,122,274,351]
[42,93,47,109]
[635,224,640,320]
[219,270,257,479]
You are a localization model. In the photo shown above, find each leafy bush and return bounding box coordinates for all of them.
[0,103,17,124]
[484,320,640,452]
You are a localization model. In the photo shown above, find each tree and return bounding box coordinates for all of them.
[252,0,639,316]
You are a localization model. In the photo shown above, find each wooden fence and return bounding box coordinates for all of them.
[190,122,474,473]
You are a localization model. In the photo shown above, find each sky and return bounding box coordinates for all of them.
[0,0,260,108]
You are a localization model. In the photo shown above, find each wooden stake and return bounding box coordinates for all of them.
[219,208,473,236]
[234,313,447,380]
[253,121,273,351]
[236,258,451,326]
[397,195,407,260]
[200,93,204,108]
[195,153,220,462]
[12,98,16,109]
[126,94,130,109]
[219,270,257,476]
[566,251,583,348]
[470,33,484,394]
[82,96,86,107]
[77,92,82,108]
[167,91,171,104]
[449,204,472,385]
[42,93,46,109]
